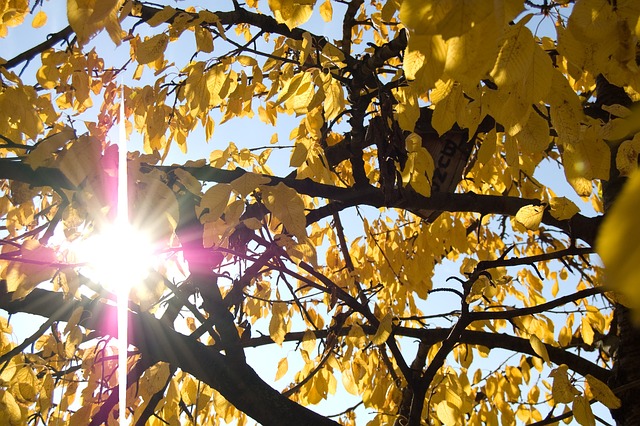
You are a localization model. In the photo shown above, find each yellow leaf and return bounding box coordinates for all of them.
[195,26,214,53]
[268,0,314,29]
[515,204,545,230]
[514,108,551,154]
[57,134,102,187]
[0,389,22,425]
[206,64,228,107]
[321,73,345,122]
[144,362,171,395]
[550,365,579,404]
[5,240,57,299]
[394,86,420,131]
[436,400,459,425]
[586,374,621,409]
[490,16,535,87]
[403,33,447,92]
[562,125,610,186]
[319,0,333,22]
[269,302,288,345]
[399,0,454,35]
[616,134,640,177]
[67,0,123,44]
[135,33,169,65]
[572,395,595,426]
[146,6,177,27]
[64,307,85,335]
[549,196,580,221]
[290,141,309,168]
[444,386,463,409]
[341,367,360,395]
[596,169,640,320]
[275,357,288,381]
[443,9,501,87]
[173,168,202,195]
[371,312,392,345]
[302,330,316,353]
[261,182,307,240]
[434,0,493,40]
[431,81,464,135]
[200,184,232,220]
[529,334,550,365]
[32,11,47,28]
[402,138,434,198]
[26,127,75,170]
[230,173,271,198]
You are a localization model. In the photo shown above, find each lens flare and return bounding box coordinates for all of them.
[76,223,154,291]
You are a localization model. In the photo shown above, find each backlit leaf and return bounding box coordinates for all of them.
[200,184,232,220]
[549,196,580,221]
[261,182,307,240]
[25,127,74,170]
[269,302,288,345]
[550,365,579,404]
[586,374,621,409]
[135,33,169,64]
[66,0,123,44]
[515,204,545,230]
[230,173,271,197]
[319,0,333,22]
[275,357,288,381]
[529,334,550,365]
[596,169,640,320]
[31,11,47,28]
[371,312,392,345]
[144,362,172,395]
[572,395,595,426]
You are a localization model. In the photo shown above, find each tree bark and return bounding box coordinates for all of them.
[0,284,338,426]
[596,74,640,425]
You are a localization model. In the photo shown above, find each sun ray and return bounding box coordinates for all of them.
[117,84,130,426]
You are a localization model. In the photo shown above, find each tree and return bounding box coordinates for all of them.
[0,0,638,424]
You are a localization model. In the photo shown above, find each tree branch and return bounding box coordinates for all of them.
[0,285,339,426]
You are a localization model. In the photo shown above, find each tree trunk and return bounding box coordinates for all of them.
[597,74,640,425]
[611,305,640,425]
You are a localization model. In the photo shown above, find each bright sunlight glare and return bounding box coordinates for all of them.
[76,223,155,292]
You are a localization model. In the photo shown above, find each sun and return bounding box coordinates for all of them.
[76,222,156,292]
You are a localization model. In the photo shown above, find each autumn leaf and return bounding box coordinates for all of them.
[275,357,288,381]
[269,302,288,345]
[142,362,172,395]
[261,182,307,240]
[230,173,271,197]
[319,0,332,22]
[200,184,232,220]
[371,312,392,345]
[515,204,545,230]
[5,240,57,300]
[550,364,579,404]
[549,196,580,221]
[31,11,47,28]
[67,0,123,44]
[586,374,621,409]
[25,127,75,170]
[596,169,640,320]
[573,394,596,426]
[529,334,550,365]
[135,33,170,64]
[267,0,314,29]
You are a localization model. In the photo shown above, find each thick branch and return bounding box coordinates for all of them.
[0,285,338,426]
